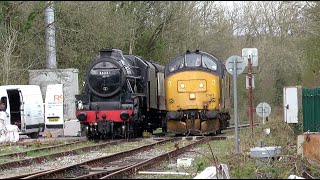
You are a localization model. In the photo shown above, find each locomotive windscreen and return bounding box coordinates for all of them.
[87,60,123,97]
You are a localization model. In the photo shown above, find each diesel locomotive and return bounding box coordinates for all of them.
[75,48,166,139]
[164,50,231,135]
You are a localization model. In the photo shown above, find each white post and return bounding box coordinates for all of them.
[262,103,265,124]
[233,58,239,154]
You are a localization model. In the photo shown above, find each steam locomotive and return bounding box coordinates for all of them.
[75,49,166,139]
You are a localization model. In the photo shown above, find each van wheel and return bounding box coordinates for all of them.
[29,132,39,139]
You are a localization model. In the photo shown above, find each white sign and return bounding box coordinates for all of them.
[225,56,246,75]
[242,48,258,66]
[256,102,271,118]
[246,76,255,89]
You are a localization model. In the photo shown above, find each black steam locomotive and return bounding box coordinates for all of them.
[75,49,166,139]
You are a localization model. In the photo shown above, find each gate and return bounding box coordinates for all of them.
[302,88,320,132]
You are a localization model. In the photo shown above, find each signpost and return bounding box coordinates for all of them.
[256,102,271,124]
[242,48,258,134]
[246,76,255,89]
[226,55,245,154]
[242,48,258,67]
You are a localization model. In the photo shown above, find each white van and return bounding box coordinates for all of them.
[45,84,64,129]
[0,85,45,139]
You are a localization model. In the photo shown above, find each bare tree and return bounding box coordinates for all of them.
[0,24,18,85]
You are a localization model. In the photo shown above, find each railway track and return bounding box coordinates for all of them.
[18,137,172,179]
[100,136,226,179]
[13,136,225,179]
[0,138,82,149]
[0,139,125,171]
[0,140,86,159]
[225,123,260,130]
[0,126,240,179]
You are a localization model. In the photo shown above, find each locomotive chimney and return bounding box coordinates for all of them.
[100,49,114,57]
[99,49,124,59]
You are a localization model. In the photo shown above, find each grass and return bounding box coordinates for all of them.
[143,110,320,179]
[0,157,11,163]
[191,113,320,179]
[0,140,77,155]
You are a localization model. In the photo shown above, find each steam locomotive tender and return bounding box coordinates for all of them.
[75,49,166,139]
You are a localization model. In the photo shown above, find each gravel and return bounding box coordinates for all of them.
[0,137,167,178]
[0,151,113,178]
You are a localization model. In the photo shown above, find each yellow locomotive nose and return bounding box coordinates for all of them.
[189,93,196,100]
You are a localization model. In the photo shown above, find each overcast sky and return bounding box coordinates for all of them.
[217,1,237,10]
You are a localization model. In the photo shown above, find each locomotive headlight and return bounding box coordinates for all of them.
[189,93,196,100]
[180,83,185,89]
[199,83,204,88]
[77,100,84,110]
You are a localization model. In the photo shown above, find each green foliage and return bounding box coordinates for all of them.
[0,1,9,24]
[20,1,45,33]
[196,160,205,172]
[272,68,286,106]
[297,108,303,135]
[302,36,320,87]
[231,161,256,179]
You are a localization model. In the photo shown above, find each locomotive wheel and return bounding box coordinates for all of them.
[86,130,95,140]
[87,126,100,140]
[162,126,167,133]
[209,131,217,136]
[161,117,167,133]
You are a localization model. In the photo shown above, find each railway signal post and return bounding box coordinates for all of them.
[256,102,271,124]
[226,55,245,154]
[242,48,258,134]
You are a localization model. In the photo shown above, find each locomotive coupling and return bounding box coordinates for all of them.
[205,110,219,119]
[166,111,181,119]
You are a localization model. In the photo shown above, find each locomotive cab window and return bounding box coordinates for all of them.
[165,50,221,77]
[168,56,184,72]
[202,55,217,71]
[185,54,201,67]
